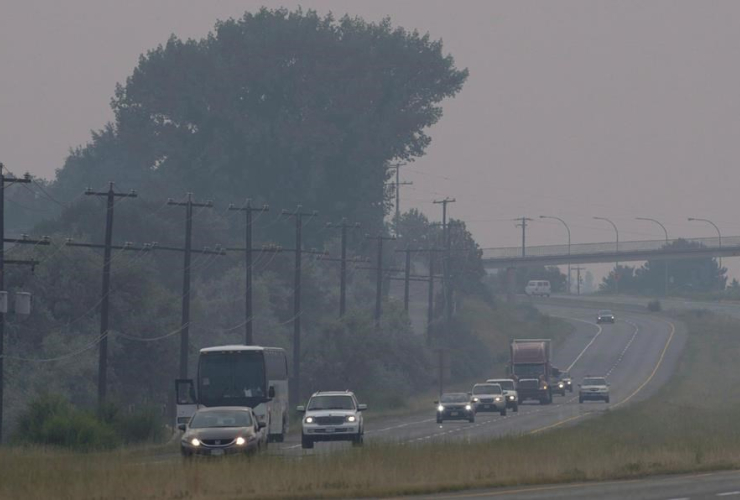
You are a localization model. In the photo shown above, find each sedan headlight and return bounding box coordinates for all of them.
[235,437,246,446]
[190,438,201,447]
[559,383,564,388]
[472,397,479,403]
[305,416,314,424]
[346,415,356,422]
[494,397,502,402]
[465,404,472,411]
[437,405,445,412]
[509,395,515,400]
[543,384,548,389]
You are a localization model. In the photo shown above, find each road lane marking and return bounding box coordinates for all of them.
[717,492,740,497]
[549,316,603,372]
[611,318,675,409]
[606,320,639,377]
[529,317,676,433]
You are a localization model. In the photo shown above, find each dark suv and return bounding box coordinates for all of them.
[435,393,475,423]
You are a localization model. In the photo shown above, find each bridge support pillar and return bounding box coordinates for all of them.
[506,267,517,303]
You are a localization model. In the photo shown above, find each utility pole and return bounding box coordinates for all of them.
[167,194,214,379]
[395,247,414,312]
[572,266,585,295]
[365,234,397,329]
[281,206,318,405]
[433,198,456,326]
[515,217,533,257]
[0,166,50,442]
[84,182,137,410]
[228,200,269,345]
[387,163,412,236]
[326,219,361,317]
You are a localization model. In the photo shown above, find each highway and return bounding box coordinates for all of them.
[406,470,740,500]
[274,302,685,455]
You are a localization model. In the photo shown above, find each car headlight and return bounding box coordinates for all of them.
[559,383,564,388]
[236,437,246,446]
[305,416,314,424]
[465,404,472,411]
[509,395,515,400]
[567,381,572,385]
[191,438,201,447]
[346,415,356,422]
[472,397,479,403]
[494,397,502,402]
[437,405,445,412]
[543,384,548,389]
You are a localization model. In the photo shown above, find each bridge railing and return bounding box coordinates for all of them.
[481,236,740,260]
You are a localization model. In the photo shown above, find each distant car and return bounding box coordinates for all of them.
[486,378,519,412]
[596,310,616,324]
[560,372,574,393]
[579,377,610,403]
[297,391,366,449]
[525,280,551,297]
[551,368,570,396]
[179,407,266,457]
[436,393,475,423]
[471,383,507,416]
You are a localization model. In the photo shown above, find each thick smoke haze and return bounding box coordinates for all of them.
[2,1,739,280]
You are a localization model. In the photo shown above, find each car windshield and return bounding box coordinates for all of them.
[440,393,470,403]
[190,410,252,428]
[307,395,355,410]
[472,384,502,395]
[489,380,515,390]
[599,311,613,315]
[583,378,607,386]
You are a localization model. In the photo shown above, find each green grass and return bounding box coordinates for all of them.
[459,296,574,373]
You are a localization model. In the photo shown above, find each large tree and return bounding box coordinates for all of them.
[600,239,727,294]
[52,8,467,242]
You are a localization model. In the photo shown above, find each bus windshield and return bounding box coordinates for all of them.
[199,351,266,407]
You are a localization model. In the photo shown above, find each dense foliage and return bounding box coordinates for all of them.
[51,8,467,242]
[600,239,727,294]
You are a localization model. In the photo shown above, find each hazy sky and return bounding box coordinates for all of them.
[2,1,740,273]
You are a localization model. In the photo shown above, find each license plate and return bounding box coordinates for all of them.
[325,427,335,433]
[450,411,459,416]
[210,449,224,456]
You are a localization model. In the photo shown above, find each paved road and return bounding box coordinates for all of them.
[274,303,685,455]
[405,470,740,499]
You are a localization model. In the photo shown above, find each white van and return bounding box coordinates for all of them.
[525,280,551,297]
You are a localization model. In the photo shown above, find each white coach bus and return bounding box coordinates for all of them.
[176,345,289,442]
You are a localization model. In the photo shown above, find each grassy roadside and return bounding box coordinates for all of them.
[1,310,738,499]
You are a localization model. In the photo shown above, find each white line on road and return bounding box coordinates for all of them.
[717,492,740,496]
[548,316,603,372]
[606,320,639,377]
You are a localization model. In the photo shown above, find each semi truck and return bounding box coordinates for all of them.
[509,339,558,405]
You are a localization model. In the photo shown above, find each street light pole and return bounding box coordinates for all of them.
[636,217,669,297]
[540,216,571,294]
[594,217,619,294]
[688,217,723,289]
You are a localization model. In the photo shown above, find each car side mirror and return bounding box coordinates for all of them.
[258,421,267,429]
[177,423,187,432]
[357,404,367,411]
[268,386,276,398]
[296,405,306,413]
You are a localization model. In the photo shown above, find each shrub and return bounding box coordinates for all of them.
[14,395,166,450]
[114,408,166,444]
[16,394,119,450]
[647,300,662,312]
